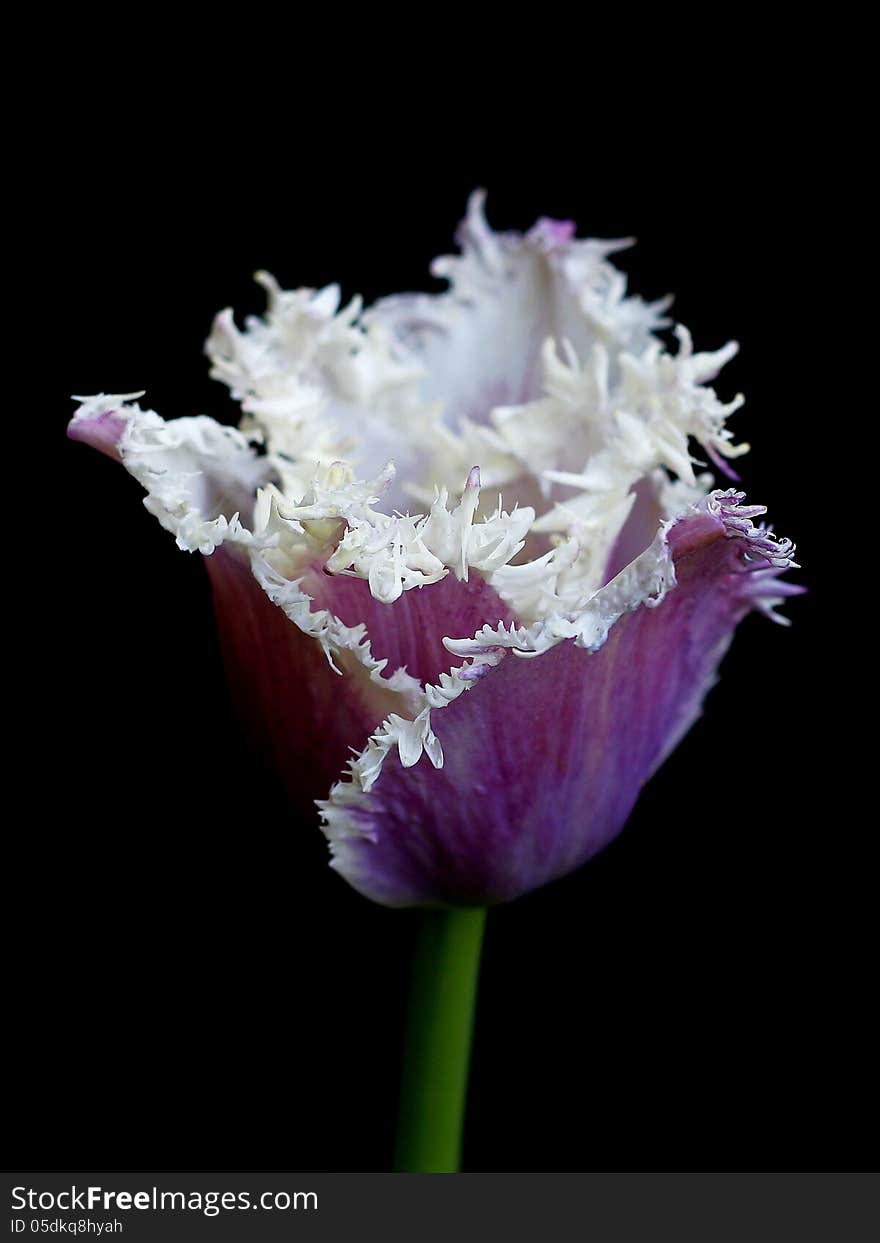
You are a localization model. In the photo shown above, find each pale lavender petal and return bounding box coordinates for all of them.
[370,191,660,426]
[322,493,800,907]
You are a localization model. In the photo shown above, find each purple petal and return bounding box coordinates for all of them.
[207,555,516,817]
[306,565,516,687]
[602,476,664,583]
[205,548,412,814]
[322,495,799,907]
[67,397,520,818]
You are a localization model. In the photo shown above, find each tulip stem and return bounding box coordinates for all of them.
[393,906,487,1173]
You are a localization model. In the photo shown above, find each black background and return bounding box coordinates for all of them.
[9,47,871,1175]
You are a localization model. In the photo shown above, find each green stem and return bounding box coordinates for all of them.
[393,907,487,1173]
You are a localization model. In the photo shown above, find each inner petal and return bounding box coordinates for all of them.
[304,564,517,687]
[197,452,278,527]
[376,250,576,427]
[602,477,664,583]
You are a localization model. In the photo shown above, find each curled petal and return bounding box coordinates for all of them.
[68,393,141,460]
[68,394,275,554]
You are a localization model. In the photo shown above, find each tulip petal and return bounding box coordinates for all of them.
[205,276,433,506]
[68,394,275,554]
[205,546,425,813]
[67,396,431,810]
[371,190,664,424]
[320,491,801,907]
[305,566,516,688]
[67,394,138,460]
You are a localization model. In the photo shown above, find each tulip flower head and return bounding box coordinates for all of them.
[69,192,800,909]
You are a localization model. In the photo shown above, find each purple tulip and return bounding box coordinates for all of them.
[68,192,800,910]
